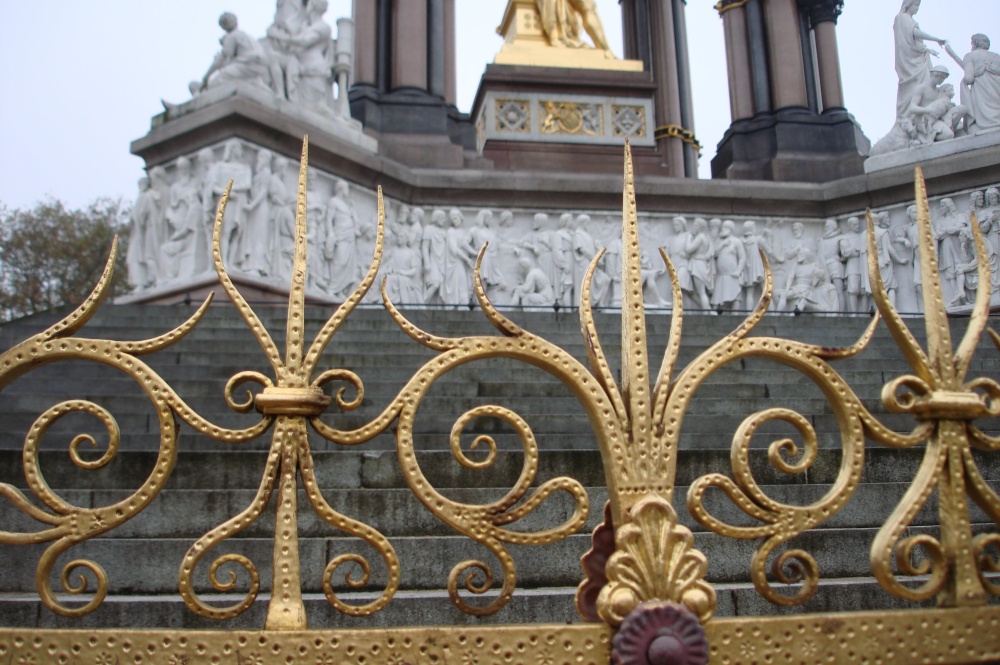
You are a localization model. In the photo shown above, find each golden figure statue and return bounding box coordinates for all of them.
[535,0,611,50]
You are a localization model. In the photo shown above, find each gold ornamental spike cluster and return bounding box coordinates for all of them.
[0,138,999,664]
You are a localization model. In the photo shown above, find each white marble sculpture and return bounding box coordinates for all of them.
[946,34,1000,135]
[160,157,199,281]
[893,0,948,123]
[196,13,272,96]
[841,216,867,313]
[820,219,846,310]
[712,220,745,311]
[443,208,478,308]
[935,197,965,303]
[325,180,361,299]
[127,176,159,289]
[513,257,555,307]
[422,210,447,305]
[188,2,353,121]
[740,221,766,311]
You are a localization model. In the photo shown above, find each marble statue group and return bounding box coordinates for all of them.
[127,135,1000,314]
[189,0,353,118]
[873,0,999,154]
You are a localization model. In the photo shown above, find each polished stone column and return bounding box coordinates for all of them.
[620,0,653,72]
[352,0,377,88]
[392,0,428,90]
[648,0,685,176]
[443,0,456,104]
[763,0,808,109]
[673,0,697,177]
[745,0,771,114]
[799,0,845,110]
[717,0,755,121]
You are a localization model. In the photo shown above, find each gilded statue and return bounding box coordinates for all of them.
[535,0,611,51]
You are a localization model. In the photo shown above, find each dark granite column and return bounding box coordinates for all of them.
[648,0,686,176]
[620,0,652,72]
[718,0,755,122]
[348,0,472,167]
[673,0,698,177]
[745,0,772,114]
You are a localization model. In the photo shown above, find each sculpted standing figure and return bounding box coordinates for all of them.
[935,197,964,300]
[305,196,328,292]
[197,13,271,94]
[740,221,766,311]
[442,209,478,308]
[385,230,424,305]
[269,156,296,282]
[127,176,159,289]
[875,211,907,308]
[203,140,252,269]
[553,213,575,306]
[469,209,505,295]
[712,220,746,311]
[820,219,846,310]
[422,210,448,305]
[984,187,1000,258]
[243,149,274,276]
[893,0,948,122]
[667,217,693,296]
[264,0,311,100]
[841,216,867,313]
[325,179,360,299]
[572,214,609,306]
[903,204,924,311]
[521,214,557,294]
[686,218,713,311]
[535,0,612,51]
[160,157,200,282]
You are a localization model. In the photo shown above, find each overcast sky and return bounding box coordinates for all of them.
[0,1,986,210]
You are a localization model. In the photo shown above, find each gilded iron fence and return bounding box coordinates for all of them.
[0,138,998,664]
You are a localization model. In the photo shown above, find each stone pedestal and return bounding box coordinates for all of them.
[472,64,662,174]
[711,108,870,182]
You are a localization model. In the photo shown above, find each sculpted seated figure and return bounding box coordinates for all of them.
[945,33,1000,135]
[195,13,271,95]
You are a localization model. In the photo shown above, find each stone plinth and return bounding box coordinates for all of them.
[864,131,1000,174]
[712,108,870,183]
[471,64,662,174]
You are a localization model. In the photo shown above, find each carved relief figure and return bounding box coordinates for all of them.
[513,257,555,307]
[778,248,832,313]
[667,217,693,296]
[422,210,447,305]
[160,157,199,281]
[712,220,746,311]
[269,155,296,282]
[876,211,907,308]
[305,195,328,292]
[573,214,609,306]
[243,149,275,276]
[935,197,964,300]
[820,218,846,310]
[640,251,669,307]
[325,179,360,299]
[686,218,713,311]
[127,176,159,289]
[205,140,252,269]
[740,221,766,311]
[469,209,505,298]
[553,213,575,306]
[841,216,866,313]
[443,208,478,307]
[385,228,424,305]
[521,214,557,297]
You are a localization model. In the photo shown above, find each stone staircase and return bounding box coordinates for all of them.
[1,304,998,629]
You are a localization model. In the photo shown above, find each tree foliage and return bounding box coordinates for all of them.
[0,198,131,322]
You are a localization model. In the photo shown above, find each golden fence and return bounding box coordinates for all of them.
[0,138,998,664]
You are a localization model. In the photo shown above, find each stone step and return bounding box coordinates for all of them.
[4,448,995,492]
[2,483,994,542]
[2,523,993,597]
[1,576,977,630]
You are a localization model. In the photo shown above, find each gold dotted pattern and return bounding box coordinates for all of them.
[0,626,612,665]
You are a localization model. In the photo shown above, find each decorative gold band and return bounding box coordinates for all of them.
[653,124,703,154]
[714,0,750,16]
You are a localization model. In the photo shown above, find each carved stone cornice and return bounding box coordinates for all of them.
[796,0,844,26]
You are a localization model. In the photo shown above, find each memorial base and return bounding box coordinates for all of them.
[712,108,870,183]
[472,64,664,174]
